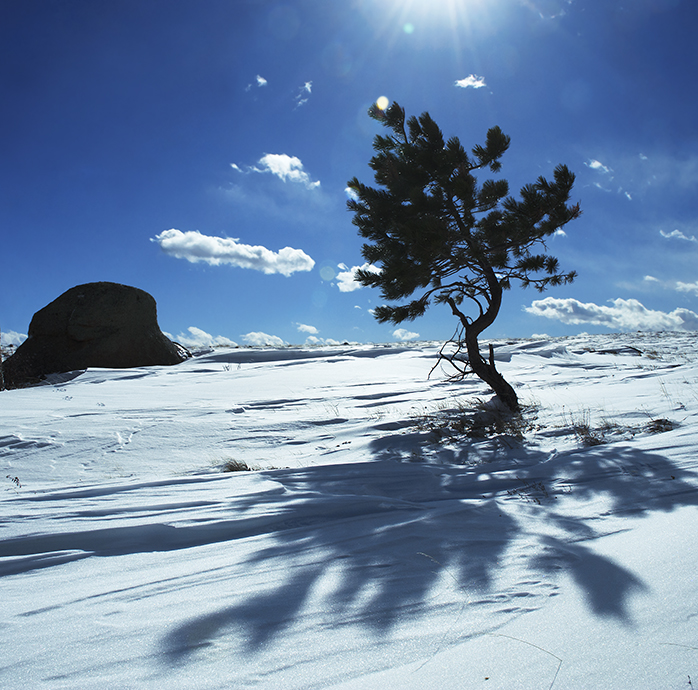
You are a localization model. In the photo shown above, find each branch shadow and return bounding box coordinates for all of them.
[159,427,698,663]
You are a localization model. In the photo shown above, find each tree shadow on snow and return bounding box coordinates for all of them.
[161,432,698,663]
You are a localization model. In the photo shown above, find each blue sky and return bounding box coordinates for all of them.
[2,0,697,348]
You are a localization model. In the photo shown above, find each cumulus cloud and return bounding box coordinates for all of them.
[252,153,320,189]
[242,332,287,347]
[0,329,27,347]
[660,229,697,243]
[305,336,341,346]
[173,327,237,350]
[455,74,486,89]
[296,323,318,335]
[152,229,315,276]
[393,328,420,341]
[526,296,698,332]
[336,263,381,292]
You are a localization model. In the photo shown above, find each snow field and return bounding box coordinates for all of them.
[2,333,698,688]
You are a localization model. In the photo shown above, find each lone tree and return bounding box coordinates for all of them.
[347,102,581,411]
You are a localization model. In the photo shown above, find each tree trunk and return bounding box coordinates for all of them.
[448,269,520,412]
[463,330,519,411]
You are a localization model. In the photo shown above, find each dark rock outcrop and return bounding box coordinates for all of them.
[2,282,189,388]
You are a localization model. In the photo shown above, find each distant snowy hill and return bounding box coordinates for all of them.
[2,333,697,688]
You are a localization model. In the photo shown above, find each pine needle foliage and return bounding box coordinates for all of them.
[347,102,581,411]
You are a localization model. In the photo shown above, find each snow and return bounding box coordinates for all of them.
[2,333,698,688]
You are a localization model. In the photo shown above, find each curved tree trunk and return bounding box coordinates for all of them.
[463,329,519,411]
[448,270,520,412]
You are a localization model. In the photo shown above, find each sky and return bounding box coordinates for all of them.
[1,0,697,349]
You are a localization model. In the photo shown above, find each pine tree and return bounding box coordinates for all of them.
[347,102,581,411]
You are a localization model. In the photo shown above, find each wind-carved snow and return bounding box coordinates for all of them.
[1,333,698,688]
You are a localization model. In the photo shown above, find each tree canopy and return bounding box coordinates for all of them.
[347,102,581,411]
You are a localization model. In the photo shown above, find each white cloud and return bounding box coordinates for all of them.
[294,81,313,108]
[526,296,698,332]
[586,159,612,174]
[253,154,320,189]
[676,282,698,297]
[152,229,315,276]
[344,186,359,201]
[393,328,420,341]
[660,229,697,244]
[245,74,268,91]
[296,323,318,335]
[336,263,381,293]
[305,336,341,346]
[0,329,27,347]
[174,327,237,350]
[455,74,486,89]
[242,332,287,347]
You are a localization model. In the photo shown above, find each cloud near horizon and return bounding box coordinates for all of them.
[242,332,287,347]
[0,329,27,347]
[526,296,698,332]
[393,328,420,341]
[171,327,237,350]
[153,229,315,276]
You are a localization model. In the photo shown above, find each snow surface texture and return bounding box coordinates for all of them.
[2,333,698,689]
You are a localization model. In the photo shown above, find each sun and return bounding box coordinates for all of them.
[368,0,498,44]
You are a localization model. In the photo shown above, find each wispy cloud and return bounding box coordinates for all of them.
[393,328,420,341]
[153,229,315,276]
[585,159,612,175]
[245,153,320,190]
[455,74,486,89]
[242,332,286,347]
[676,281,698,297]
[294,80,312,108]
[660,229,697,243]
[336,263,381,293]
[245,74,268,91]
[518,0,573,20]
[526,296,698,331]
[172,327,237,350]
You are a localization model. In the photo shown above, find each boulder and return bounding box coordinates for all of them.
[2,282,189,388]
